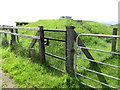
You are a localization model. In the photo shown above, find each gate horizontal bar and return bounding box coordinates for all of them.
[78,57,120,68]
[48,65,65,73]
[76,73,117,89]
[78,66,120,80]
[79,34,120,38]
[44,37,66,42]
[78,46,120,55]
[79,81,96,89]
[44,29,66,32]
[45,53,66,61]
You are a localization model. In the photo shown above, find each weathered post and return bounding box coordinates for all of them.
[111,28,117,52]
[38,26,46,63]
[15,23,19,43]
[2,25,7,38]
[66,26,75,75]
[10,28,16,45]
[4,33,7,38]
[29,48,35,60]
[15,29,19,42]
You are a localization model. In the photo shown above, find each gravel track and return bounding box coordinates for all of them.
[0,59,17,88]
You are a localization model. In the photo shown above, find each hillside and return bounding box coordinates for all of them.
[1,19,119,88]
[23,18,112,34]
[18,19,113,61]
[109,24,118,28]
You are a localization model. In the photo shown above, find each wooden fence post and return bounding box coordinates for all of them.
[29,48,35,60]
[4,33,7,38]
[2,25,7,38]
[66,26,75,75]
[10,28,16,45]
[111,28,117,52]
[15,29,19,42]
[38,26,46,63]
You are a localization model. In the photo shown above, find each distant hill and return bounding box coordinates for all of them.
[109,24,119,29]
[99,21,118,26]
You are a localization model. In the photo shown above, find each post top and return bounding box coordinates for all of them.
[38,26,43,28]
[66,26,76,29]
[113,28,117,30]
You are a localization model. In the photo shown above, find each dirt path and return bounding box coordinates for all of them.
[0,59,17,88]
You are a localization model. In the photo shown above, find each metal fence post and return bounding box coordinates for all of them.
[38,26,46,63]
[66,26,75,75]
[112,28,117,52]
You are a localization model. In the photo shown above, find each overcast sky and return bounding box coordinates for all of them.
[0,0,119,26]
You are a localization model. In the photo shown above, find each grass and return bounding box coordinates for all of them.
[1,39,84,88]
[1,46,82,88]
[1,18,119,88]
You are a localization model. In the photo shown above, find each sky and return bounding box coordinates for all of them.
[0,0,119,26]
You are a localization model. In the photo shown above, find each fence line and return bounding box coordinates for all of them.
[0,25,72,73]
[0,25,119,89]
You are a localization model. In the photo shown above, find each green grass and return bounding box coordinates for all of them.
[1,18,119,88]
[1,46,82,88]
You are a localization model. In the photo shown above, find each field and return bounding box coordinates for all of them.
[0,18,119,88]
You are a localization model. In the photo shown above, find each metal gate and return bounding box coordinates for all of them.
[75,34,120,89]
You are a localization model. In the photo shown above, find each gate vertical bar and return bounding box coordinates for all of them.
[38,26,46,63]
[112,28,117,52]
[66,26,75,75]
